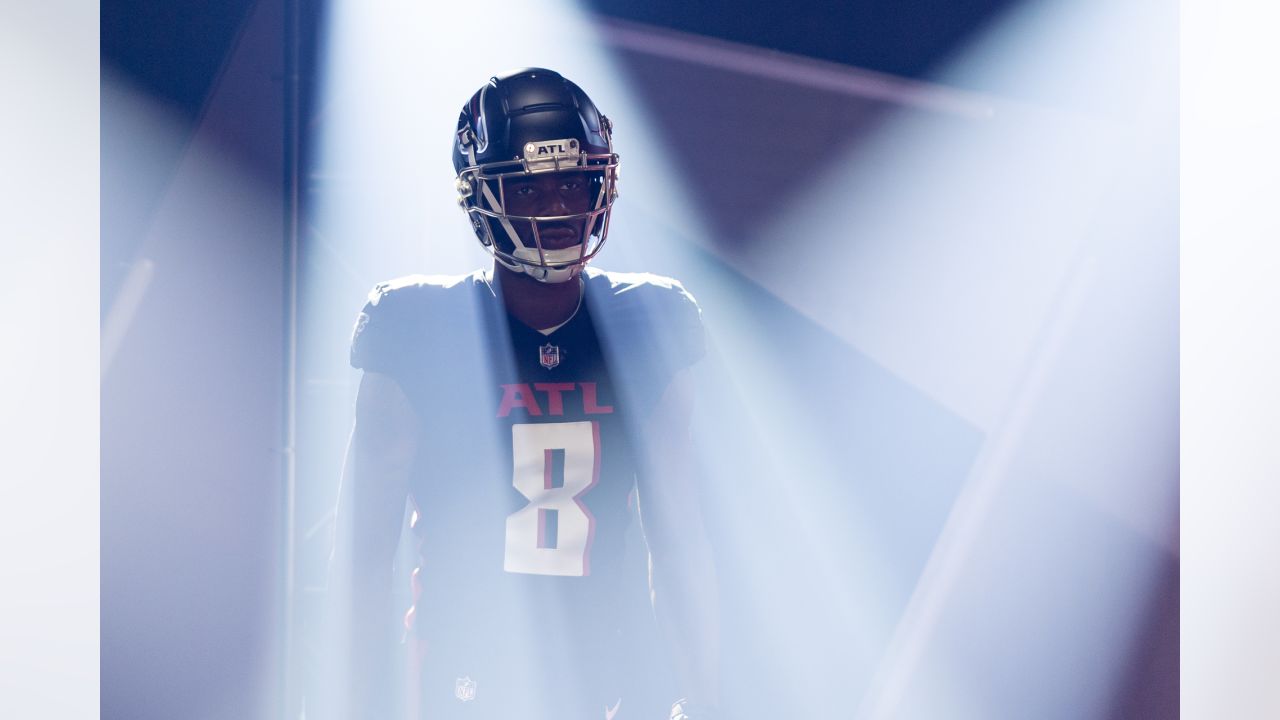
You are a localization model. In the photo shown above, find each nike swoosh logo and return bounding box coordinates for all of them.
[605,697,622,720]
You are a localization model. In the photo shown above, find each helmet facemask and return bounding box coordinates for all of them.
[458,138,618,283]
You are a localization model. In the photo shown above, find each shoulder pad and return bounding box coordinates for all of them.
[585,267,705,371]
[351,271,488,373]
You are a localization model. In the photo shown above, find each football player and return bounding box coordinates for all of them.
[328,68,721,719]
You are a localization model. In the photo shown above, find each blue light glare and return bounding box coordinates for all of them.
[301,0,1176,716]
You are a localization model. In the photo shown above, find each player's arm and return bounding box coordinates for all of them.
[636,367,722,717]
[326,370,420,720]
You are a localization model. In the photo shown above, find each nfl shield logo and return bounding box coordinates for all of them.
[455,676,477,702]
[539,343,561,370]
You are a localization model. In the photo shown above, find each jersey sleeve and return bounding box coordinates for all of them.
[595,270,707,371]
[350,272,481,379]
[350,278,434,378]
[662,277,706,374]
[585,270,707,416]
[350,282,397,374]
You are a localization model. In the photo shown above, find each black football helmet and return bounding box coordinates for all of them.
[453,68,620,283]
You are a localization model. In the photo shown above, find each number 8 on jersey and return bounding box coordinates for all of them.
[504,421,601,576]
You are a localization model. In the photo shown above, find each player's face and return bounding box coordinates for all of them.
[502,171,594,251]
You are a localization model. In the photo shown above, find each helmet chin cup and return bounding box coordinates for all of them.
[523,264,580,284]
[491,251,578,283]
[510,244,587,284]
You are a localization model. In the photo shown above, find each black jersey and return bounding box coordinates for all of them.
[350,267,704,719]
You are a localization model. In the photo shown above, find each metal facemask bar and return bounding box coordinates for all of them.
[476,167,614,269]
[464,156,618,277]
[456,119,619,281]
